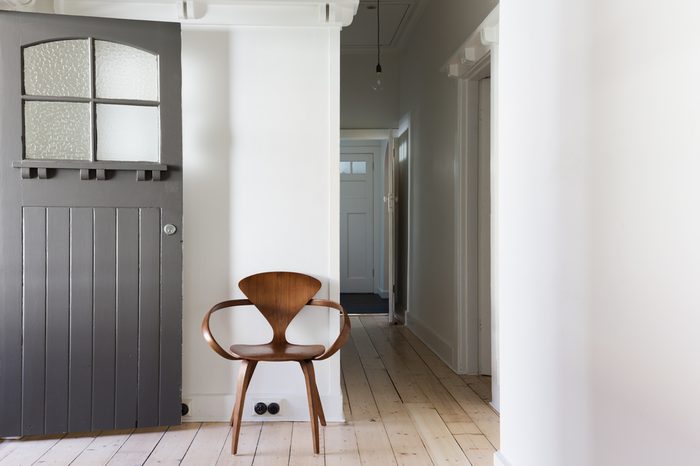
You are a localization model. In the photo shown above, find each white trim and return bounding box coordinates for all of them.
[183,393,344,423]
[494,451,512,466]
[445,6,501,411]
[406,312,455,371]
[53,0,359,27]
[327,25,344,421]
[340,129,395,140]
[441,6,499,78]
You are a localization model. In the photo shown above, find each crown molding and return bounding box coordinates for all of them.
[442,5,498,79]
[51,0,359,27]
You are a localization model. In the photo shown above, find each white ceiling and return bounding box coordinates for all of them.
[341,0,423,52]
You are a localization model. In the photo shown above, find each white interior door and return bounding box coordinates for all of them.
[478,77,492,375]
[340,153,374,293]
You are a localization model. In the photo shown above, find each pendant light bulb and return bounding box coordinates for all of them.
[373,63,384,91]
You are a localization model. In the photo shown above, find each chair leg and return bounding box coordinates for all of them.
[231,360,257,455]
[306,361,326,426]
[300,360,320,454]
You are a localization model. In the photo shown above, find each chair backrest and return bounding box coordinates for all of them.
[238,271,322,345]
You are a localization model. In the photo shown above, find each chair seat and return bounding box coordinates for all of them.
[230,343,325,361]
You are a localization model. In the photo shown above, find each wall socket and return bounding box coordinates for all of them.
[182,399,192,417]
[251,398,283,417]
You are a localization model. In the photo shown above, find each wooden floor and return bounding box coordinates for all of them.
[0,316,498,466]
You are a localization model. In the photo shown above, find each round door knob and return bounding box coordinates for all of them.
[163,224,177,235]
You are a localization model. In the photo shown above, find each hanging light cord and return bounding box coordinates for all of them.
[376,0,381,72]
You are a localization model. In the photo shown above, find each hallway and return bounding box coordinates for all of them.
[0,316,498,465]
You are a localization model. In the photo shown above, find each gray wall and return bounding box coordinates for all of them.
[341,51,400,129]
[398,0,498,366]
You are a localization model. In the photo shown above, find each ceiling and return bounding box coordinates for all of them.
[341,0,423,52]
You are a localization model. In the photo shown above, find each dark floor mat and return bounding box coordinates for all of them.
[340,293,388,314]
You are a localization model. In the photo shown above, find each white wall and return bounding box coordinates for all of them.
[181,25,343,422]
[341,51,399,129]
[397,0,498,368]
[497,0,700,465]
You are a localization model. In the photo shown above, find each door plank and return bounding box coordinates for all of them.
[251,422,292,466]
[216,422,262,466]
[138,208,161,426]
[33,431,100,465]
[21,207,47,435]
[93,208,117,430]
[144,422,201,465]
[115,208,139,427]
[71,429,134,466]
[45,208,71,433]
[106,426,166,466]
[406,406,470,466]
[159,206,182,425]
[180,422,230,466]
[69,208,94,432]
[454,434,495,466]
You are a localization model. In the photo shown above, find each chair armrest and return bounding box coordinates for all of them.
[307,299,351,360]
[201,299,253,360]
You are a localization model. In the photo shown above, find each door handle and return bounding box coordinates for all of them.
[163,224,177,235]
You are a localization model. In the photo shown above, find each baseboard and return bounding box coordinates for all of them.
[377,288,389,299]
[494,451,512,466]
[182,393,344,422]
[405,313,455,370]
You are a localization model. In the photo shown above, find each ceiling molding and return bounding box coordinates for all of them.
[442,5,498,79]
[341,0,423,52]
[52,0,359,27]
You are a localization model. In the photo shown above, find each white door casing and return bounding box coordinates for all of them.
[340,153,374,293]
[478,77,492,375]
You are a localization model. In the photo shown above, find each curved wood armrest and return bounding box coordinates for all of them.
[307,299,351,360]
[201,299,253,360]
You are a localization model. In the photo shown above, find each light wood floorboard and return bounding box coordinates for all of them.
[1,317,498,465]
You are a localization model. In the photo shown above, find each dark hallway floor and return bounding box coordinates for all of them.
[340,293,388,314]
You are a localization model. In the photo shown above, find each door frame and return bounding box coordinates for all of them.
[444,6,500,410]
[339,129,395,320]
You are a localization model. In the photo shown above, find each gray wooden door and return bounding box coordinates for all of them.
[0,11,182,436]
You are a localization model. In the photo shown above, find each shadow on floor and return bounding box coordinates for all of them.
[340,293,388,314]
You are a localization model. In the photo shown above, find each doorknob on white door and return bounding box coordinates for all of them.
[163,224,177,235]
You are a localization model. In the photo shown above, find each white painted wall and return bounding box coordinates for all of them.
[181,25,343,422]
[397,0,498,369]
[341,51,399,129]
[496,0,700,464]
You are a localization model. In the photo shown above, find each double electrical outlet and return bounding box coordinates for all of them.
[254,401,280,415]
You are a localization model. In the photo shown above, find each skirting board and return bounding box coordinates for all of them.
[405,313,455,370]
[182,393,344,423]
[494,451,512,466]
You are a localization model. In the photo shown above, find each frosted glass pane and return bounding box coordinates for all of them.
[352,161,367,174]
[95,41,159,100]
[96,104,159,162]
[340,161,351,174]
[24,101,91,160]
[23,40,90,97]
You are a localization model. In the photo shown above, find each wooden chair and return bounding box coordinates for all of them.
[201,271,351,455]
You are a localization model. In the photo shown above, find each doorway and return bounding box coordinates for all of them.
[339,136,389,315]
